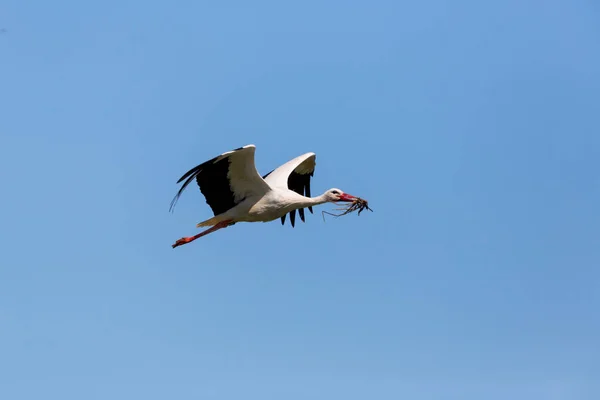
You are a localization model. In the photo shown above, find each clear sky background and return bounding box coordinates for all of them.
[1,1,599,399]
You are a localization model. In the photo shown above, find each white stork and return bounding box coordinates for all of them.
[169,144,359,248]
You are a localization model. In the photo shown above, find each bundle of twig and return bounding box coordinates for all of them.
[322,197,373,221]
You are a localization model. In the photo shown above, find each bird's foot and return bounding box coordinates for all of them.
[172,237,193,248]
[171,219,233,249]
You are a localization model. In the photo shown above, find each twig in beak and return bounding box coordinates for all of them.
[321,197,373,222]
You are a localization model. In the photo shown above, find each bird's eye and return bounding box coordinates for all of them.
[332,190,340,195]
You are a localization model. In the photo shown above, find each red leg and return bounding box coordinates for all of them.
[172,220,233,248]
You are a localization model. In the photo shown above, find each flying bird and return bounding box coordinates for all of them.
[169,144,360,248]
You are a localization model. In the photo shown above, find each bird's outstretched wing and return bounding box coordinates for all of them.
[170,144,271,216]
[263,152,316,227]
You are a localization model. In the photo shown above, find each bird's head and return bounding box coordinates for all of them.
[324,188,358,203]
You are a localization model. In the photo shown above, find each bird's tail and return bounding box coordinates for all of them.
[197,216,221,228]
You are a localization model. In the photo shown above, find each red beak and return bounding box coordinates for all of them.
[339,193,358,202]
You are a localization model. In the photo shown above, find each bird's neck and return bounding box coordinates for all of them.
[297,194,328,207]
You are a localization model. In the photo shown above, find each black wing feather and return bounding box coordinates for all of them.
[169,153,238,216]
[283,169,314,227]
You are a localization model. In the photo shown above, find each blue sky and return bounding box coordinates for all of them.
[1,0,599,399]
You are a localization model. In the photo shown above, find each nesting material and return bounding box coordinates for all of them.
[322,197,373,221]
